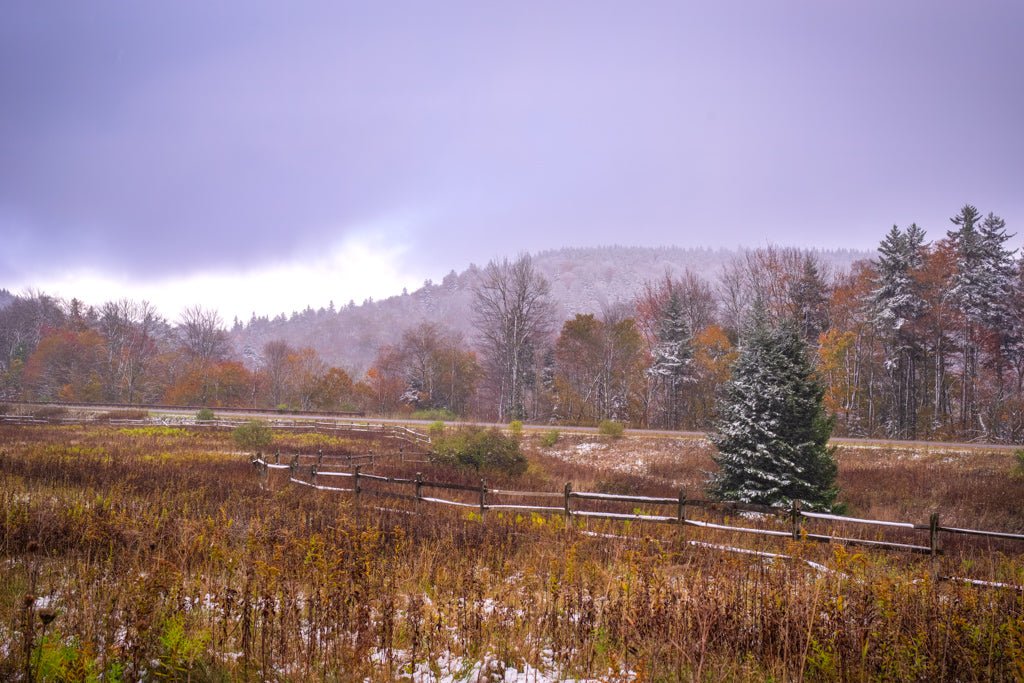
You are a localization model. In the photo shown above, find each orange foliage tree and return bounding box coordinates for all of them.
[23,327,107,402]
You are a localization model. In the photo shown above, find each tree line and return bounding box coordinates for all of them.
[1,204,1020,441]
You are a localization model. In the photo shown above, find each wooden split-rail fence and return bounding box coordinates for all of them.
[253,454,1024,565]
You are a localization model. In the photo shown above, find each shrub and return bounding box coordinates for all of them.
[431,426,528,475]
[0,403,10,415]
[232,420,273,452]
[275,403,290,413]
[427,421,446,439]
[508,420,524,438]
[195,408,215,422]
[1015,449,1024,477]
[598,420,624,439]
[540,429,560,447]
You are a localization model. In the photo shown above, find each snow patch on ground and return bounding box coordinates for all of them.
[366,648,636,682]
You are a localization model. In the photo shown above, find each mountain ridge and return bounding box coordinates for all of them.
[230,245,872,373]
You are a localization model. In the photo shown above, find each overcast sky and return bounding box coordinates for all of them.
[2,1,1022,321]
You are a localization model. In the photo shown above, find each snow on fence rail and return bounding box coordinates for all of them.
[253,457,1024,565]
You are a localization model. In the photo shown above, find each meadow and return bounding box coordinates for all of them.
[1,422,1023,681]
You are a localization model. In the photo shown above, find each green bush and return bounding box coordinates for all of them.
[540,429,560,447]
[1015,449,1024,477]
[195,408,215,422]
[598,419,625,439]
[508,420,524,438]
[275,403,290,413]
[427,420,446,439]
[431,426,527,475]
[233,420,273,452]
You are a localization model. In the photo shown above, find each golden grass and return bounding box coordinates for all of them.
[1,424,1022,681]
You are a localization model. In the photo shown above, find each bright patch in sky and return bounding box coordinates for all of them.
[11,234,424,323]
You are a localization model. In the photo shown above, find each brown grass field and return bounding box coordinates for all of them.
[1,423,1023,681]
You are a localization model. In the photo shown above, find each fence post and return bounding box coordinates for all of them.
[310,466,318,487]
[275,449,281,465]
[353,465,361,505]
[260,460,268,490]
[929,512,940,557]
[317,449,323,467]
[563,482,572,522]
[479,479,487,518]
[677,487,687,525]
[791,500,802,541]
[415,472,423,509]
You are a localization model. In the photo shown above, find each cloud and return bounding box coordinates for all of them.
[2,2,1022,295]
[7,230,426,323]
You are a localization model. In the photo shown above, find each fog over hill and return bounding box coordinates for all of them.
[231,246,871,374]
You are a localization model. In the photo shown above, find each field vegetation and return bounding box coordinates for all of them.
[2,423,1023,681]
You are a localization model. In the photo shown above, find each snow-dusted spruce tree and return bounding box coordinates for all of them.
[870,223,927,439]
[709,304,838,510]
[646,289,695,429]
[946,205,1017,433]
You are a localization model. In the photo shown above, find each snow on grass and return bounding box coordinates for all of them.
[367,648,636,682]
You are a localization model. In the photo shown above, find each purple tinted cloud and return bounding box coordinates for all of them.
[2,1,1022,284]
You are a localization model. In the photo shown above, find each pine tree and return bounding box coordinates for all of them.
[788,254,830,343]
[870,224,927,438]
[646,289,695,429]
[947,205,1017,433]
[709,306,838,510]
[976,212,1017,331]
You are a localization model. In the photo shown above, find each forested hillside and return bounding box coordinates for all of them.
[3,214,1022,443]
[231,246,867,373]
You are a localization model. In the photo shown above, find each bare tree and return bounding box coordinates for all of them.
[473,255,555,420]
[261,339,293,407]
[0,290,66,397]
[98,299,163,403]
[718,247,831,337]
[178,305,230,364]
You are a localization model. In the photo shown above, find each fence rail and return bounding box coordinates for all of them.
[253,457,1024,564]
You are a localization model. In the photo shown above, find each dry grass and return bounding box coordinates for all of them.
[1,424,1023,681]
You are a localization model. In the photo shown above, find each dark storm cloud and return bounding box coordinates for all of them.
[2,1,1023,283]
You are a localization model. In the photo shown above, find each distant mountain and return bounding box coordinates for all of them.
[230,245,871,374]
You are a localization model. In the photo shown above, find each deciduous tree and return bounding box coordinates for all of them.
[473,255,555,420]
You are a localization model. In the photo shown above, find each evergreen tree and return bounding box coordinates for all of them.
[976,212,1017,331]
[788,254,830,343]
[870,223,928,438]
[947,205,1016,432]
[709,306,838,510]
[646,289,695,429]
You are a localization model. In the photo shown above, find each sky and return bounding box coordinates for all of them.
[2,1,1022,322]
